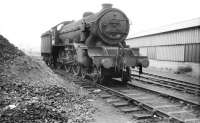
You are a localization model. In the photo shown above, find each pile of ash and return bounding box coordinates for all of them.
[0,35,95,123]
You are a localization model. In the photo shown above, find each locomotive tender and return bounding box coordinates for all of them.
[41,4,149,83]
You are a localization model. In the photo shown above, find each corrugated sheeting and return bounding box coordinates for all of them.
[139,48,147,56]
[126,27,200,47]
[147,47,156,59]
[185,43,200,63]
[138,44,200,63]
[155,45,185,61]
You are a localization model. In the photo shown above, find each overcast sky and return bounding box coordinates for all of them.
[0,0,199,52]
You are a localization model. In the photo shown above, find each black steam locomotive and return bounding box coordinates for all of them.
[41,4,149,83]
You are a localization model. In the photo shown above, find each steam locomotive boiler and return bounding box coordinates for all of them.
[41,4,149,83]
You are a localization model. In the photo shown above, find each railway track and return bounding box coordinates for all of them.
[55,69,200,123]
[97,83,200,123]
[131,70,200,96]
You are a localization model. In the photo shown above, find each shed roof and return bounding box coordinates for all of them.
[128,17,200,39]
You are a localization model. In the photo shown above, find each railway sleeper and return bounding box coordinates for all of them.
[106,98,121,103]
[100,93,113,98]
[119,106,141,113]
[112,101,129,107]
[132,113,153,120]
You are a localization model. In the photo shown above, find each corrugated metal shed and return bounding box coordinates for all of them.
[126,18,200,63]
[185,44,200,63]
[138,44,200,62]
[126,27,200,47]
[147,47,156,59]
[156,45,185,61]
[139,48,147,56]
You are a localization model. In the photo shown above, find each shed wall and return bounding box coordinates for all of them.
[156,45,185,61]
[139,48,147,56]
[127,27,200,47]
[137,44,200,63]
[147,47,156,59]
[185,43,200,62]
[127,26,200,63]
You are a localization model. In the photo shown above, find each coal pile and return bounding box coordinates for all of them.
[0,35,96,122]
[0,83,95,123]
[0,82,95,123]
[0,34,72,87]
[0,35,24,64]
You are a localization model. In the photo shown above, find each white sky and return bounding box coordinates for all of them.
[0,0,200,52]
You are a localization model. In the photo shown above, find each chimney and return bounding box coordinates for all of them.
[102,3,113,9]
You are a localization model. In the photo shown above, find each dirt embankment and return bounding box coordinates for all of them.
[0,35,95,123]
